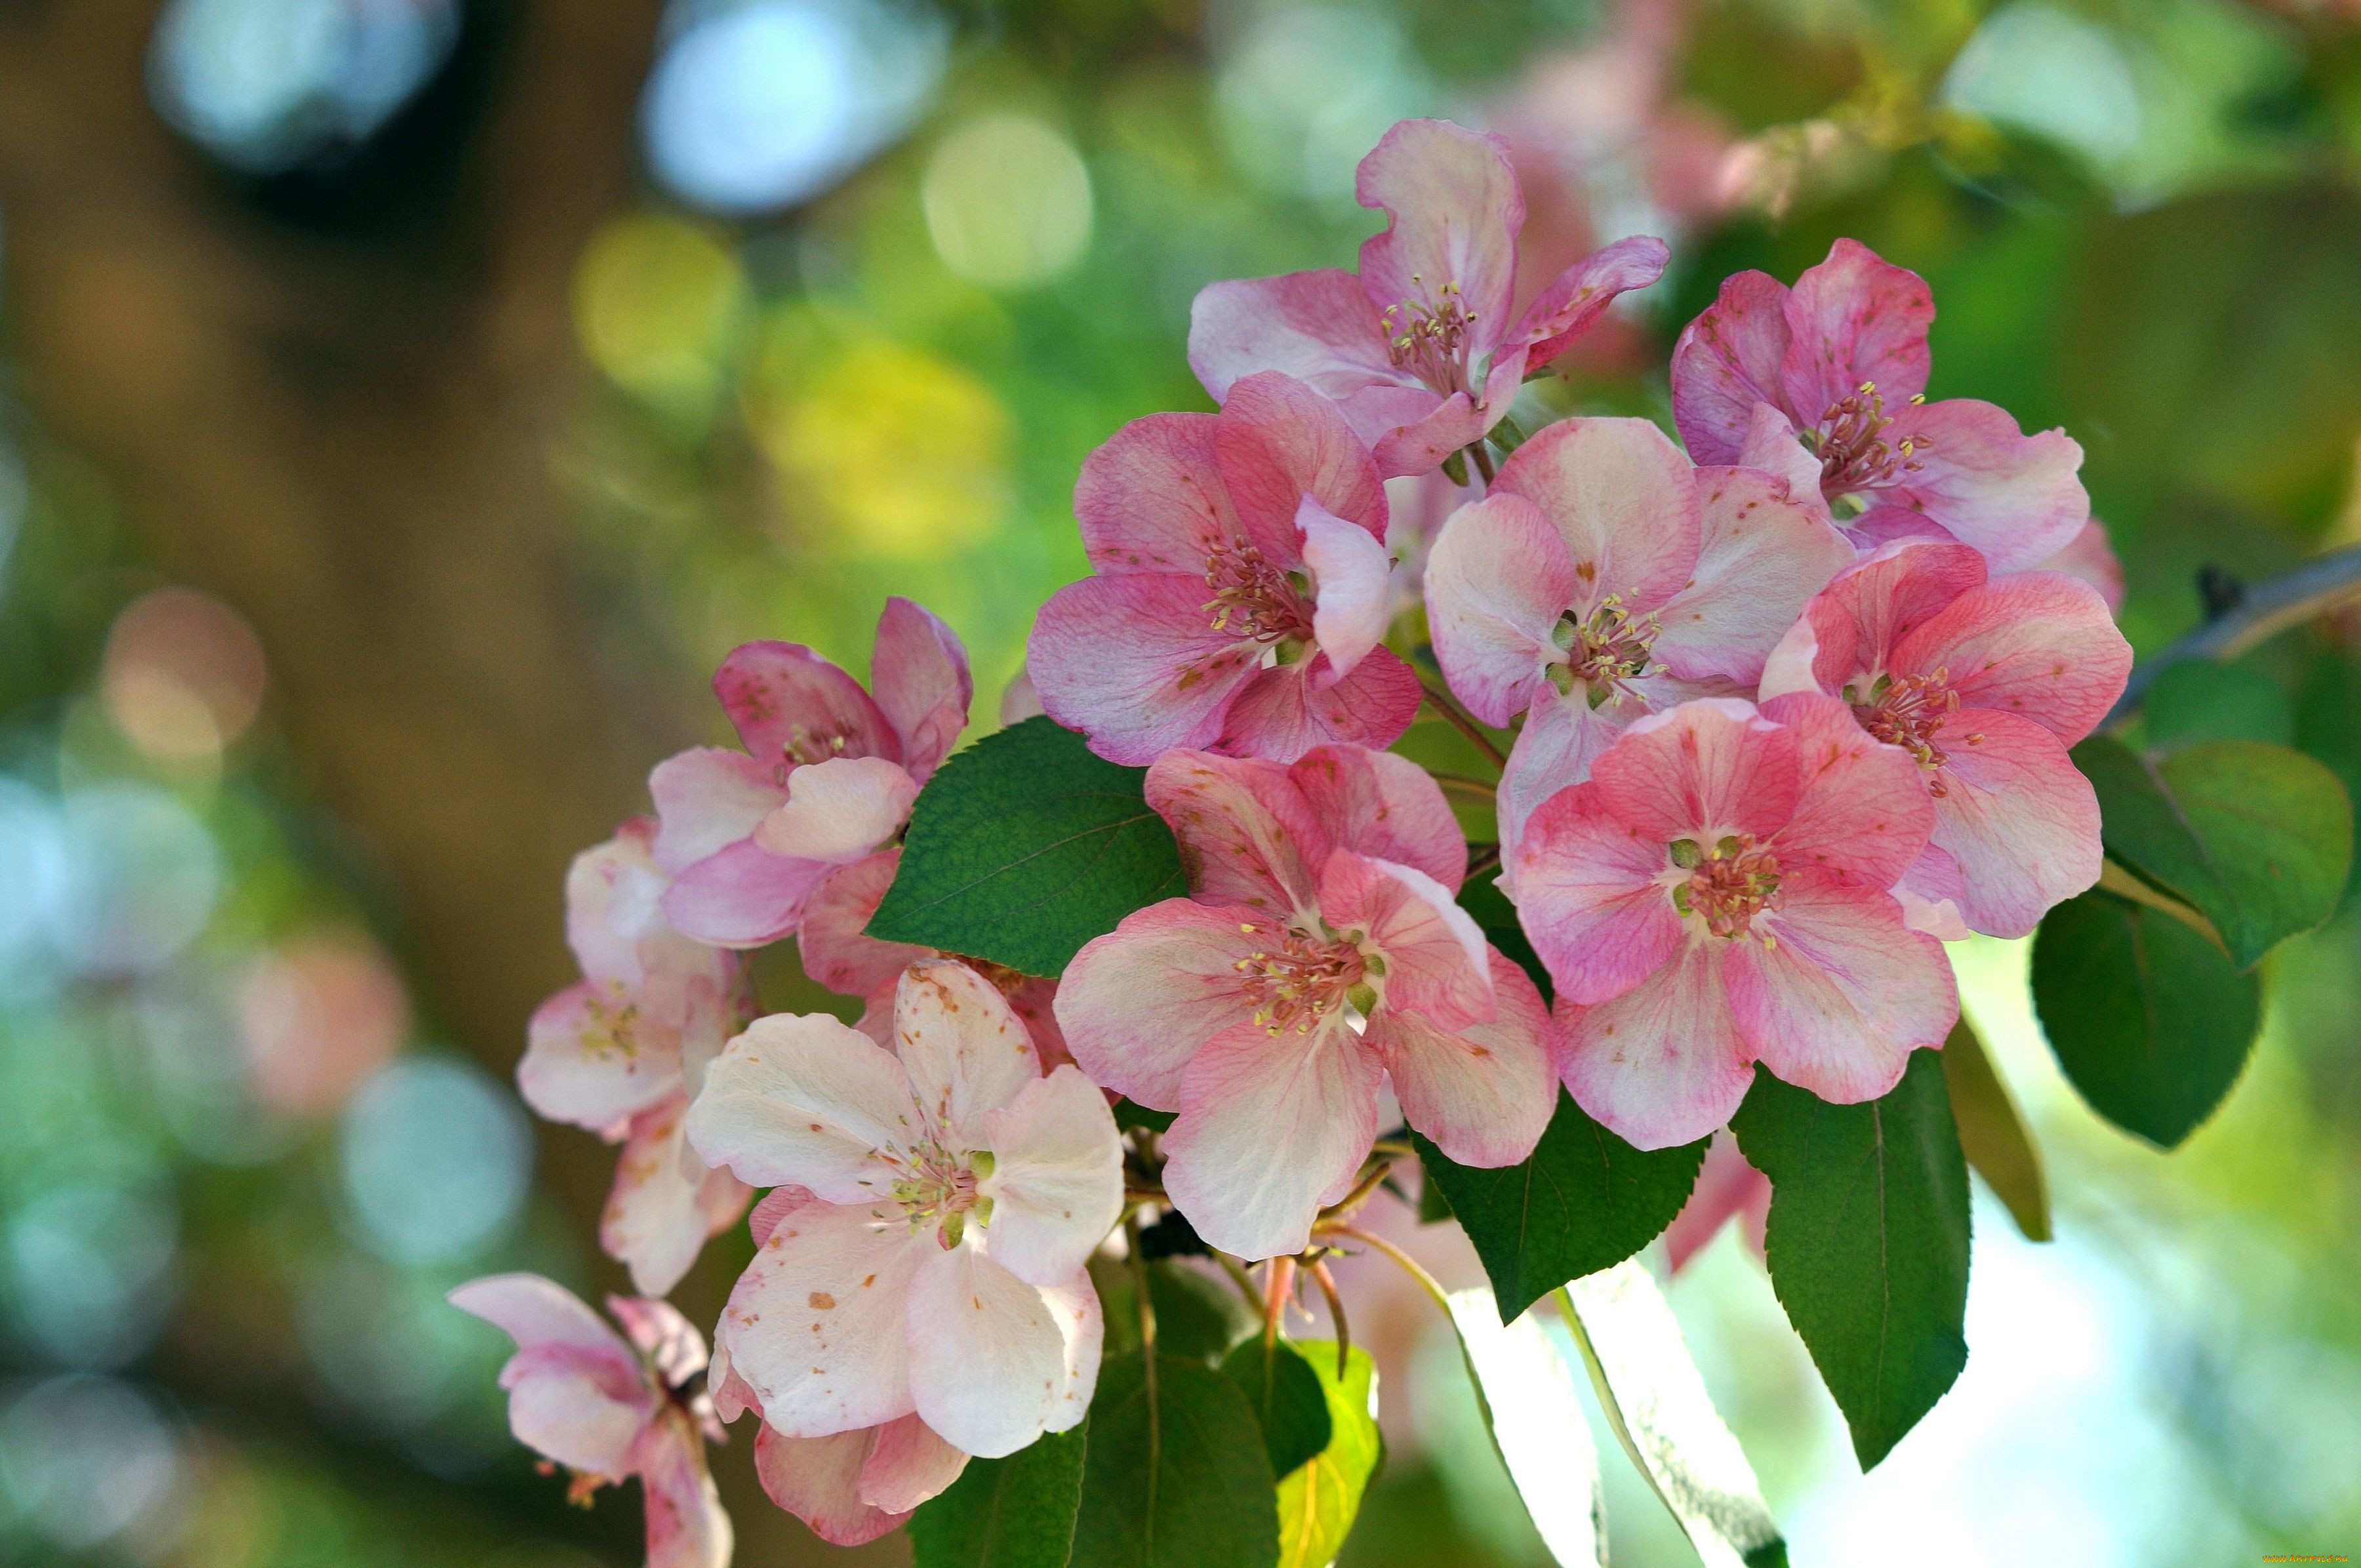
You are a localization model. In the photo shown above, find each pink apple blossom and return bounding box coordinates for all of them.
[449,1275,731,1568]
[1190,117,1668,478]
[686,959,1120,1459]
[1662,1129,1769,1273]
[1758,538,2131,938]
[2031,517,2126,616]
[649,597,971,947]
[1027,371,1423,765]
[518,819,752,1296]
[1056,745,1556,1260]
[1515,695,1958,1149]
[1670,238,2088,573]
[1422,416,1854,886]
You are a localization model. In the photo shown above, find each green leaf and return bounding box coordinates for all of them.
[1415,1090,1706,1321]
[2074,734,2353,969]
[2141,660,2293,752]
[869,716,1186,976]
[2030,889,2262,1148]
[1730,1055,1971,1470]
[1070,1353,1279,1568]
[1558,1262,1785,1568]
[1274,1343,1381,1568]
[1218,1338,1333,1480]
[1444,1287,1606,1567]
[908,1426,1089,1568]
[1091,1257,1253,1366]
[1939,1018,2051,1242]
[1115,1099,1177,1134]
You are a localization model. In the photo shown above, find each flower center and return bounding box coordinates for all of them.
[1669,834,1784,940]
[1203,536,1314,649]
[777,723,861,778]
[1381,274,1480,397]
[1233,921,1373,1036]
[1803,380,1930,514]
[888,1140,993,1250]
[577,980,644,1057]
[1847,668,1961,794]
[1552,595,1661,708]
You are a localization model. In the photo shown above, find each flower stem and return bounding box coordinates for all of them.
[2105,541,2361,727]
[1315,1222,1453,1316]
[1309,1258,1351,1369]
[1468,441,1497,485]
[1419,676,1509,770]
[1430,772,1499,800]
[1320,1159,1394,1225]
[1123,1214,1158,1364]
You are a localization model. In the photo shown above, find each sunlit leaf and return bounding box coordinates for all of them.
[1444,1287,1607,1567]
[1219,1337,1333,1480]
[908,1425,1089,1568]
[1274,1342,1382,1568]
[1071,1353,1279,1568]
[1939,1018,2050,1242]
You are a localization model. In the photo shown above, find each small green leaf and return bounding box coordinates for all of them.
[1939,1018,2050,1242]
[1416,1167,1455,1224]
[1070,1353,1279,1568]
[1416,1090,1706,1320]
[1275,1342,1382,1568]
[908,1425,1089,1568]
[2141,660,2293,751]
[869,716,1187,976]
[2030,889,2262,1147]
[1091,1256,1254,1366]
[1219,1338,1333,1480]
[1114,1099,1177,1134]
[1731,1054,1971,1470]
[2074,734,2353,969]
[1444,1287,1606,1567]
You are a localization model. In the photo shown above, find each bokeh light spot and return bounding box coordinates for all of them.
[102,586,269,764]
[338,1055,529,1265]
[1944,5,2143,172]
[55,784,222,976]
[922,115,1096,289]
[3,1175,180,1370]
[0,1376,183,1550]
[238,934,411,1117]
[575,214,748,412]
[1214,5,1434,203]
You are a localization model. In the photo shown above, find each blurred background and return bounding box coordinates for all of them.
[1,0,2358,1563]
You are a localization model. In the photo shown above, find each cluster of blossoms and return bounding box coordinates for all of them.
[458,117,2128,1563]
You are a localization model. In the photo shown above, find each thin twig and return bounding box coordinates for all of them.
[1309,1258,1351,1369]
[1469,441,1497,485]
[1430,772,1499,800]
[1316,1222,1453,1314]
[1319,1159,1394,1225]
[1263,1256,1297,1349]
[1466,843,1503,880]
[1418,677,1509,770]
[2105,541,2361,728]
[1212,1249,1264,1314]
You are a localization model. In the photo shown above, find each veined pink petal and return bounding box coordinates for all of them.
[1895,844,1973,942]
[979,1065,1124,1287]
[1664,1130,1769,1274]
[1670,269,1794,462]
[499,1343,655,1476]
[1074,411,1240,574]
[1759,691,1935,890]
[1356,117,1524,353]
[1513,235,1672,366]
[2028,517,2124,616]
[1776,238,1934,422]
[1299,498,1394,685]
[1366,388,1493,481]
[1724,870,1955,1103]
[1926,710,2103,938]
[895,959,1043,1150]
[1761,539,1987,699]
[755,1424,906,1547]
[906,1246,1101,1457]
[566,821,716,994]
[1592,699,1798,843]
[748,1184,818,1247]
[1161,1017,1384,1259]
[1054,900,1264,1109]
[520,982,683,1133]
[686,1013,917,1201]
[1651,466,1853,683]
[649,747,786,875]
[1146,748,1325,913]
[1423,491,1581,726]
[1733,401,1830,520]
[1896,571,2131,746]
[1216,646,1421,762]
[637,1409,733,1568]
[857,1414,971,1514]
[1216,372,1388,557]
[713,641,897,772]
[607,1295,709,1388]
[1319,851,1493,1030]
[1369,950,1554,1167]
[1288,744,1467,893]
[1027,574,1263,766]
[722,1201,922,1437]
[1560,940,1755,1150]
[1514,780,1684,1006]
[602,1097,752,1297]
[1188,270,1403,404]
[751,755,918,862]
[1872,401,2088,574]
[1496,687,1642,893]
[1493,417,1701,617]
[800,851,931,1001]
[1843,503,1959,554]
[659,839,830,948]
[1003,975,1074,1072]
[872,598,973,782]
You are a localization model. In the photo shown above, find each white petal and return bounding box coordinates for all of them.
[686,1013,918,1203]
[449,1273,634,1360]
[893,959,1045,1149]
[1299,496,1393,684]
[721,1201,923,1438]
[906,1246,1096,1458]
[978,1066,1124,1287]
[750,756,919,863]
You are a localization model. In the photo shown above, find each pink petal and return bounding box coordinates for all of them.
[1926,709,2103,938]
[1512,235,1672,366]
[1733,401,1832,520]
[1215,372,1388,558]
[1318,850,1493,1030]
[685,1013,917,1201]
[1496,687,1643,893]
[2027,517,2124,616]
[1493,417,1701,618]
[1760,538,1988,700]
[1590,698,1798,843]
[566,821,714,994]
[1664,1130,1769,1274]
[1027,574,1263,766]
[1513,780,1684,1006]
[906,1245,1101,1457]
[649,747,786,875]
[500,1344,655,1475]
[602,1097,752,1298]
[1002,975,1075,1072]
[1146,748,1325,914]
[1074,411,1241,575]
[1188,270,1403,404]
[1366,387,1494,481]
[1895,570,2131,746]
[1560,940,1755,1150]
[1287,744,1467,893]
[1651,466,1853,684]
[659,839,830,948]
[799,851,932,1000]
[713,641,897,773]
[871,597,973,782]
[999,665,1043,726]
[895,958,1043,1149]
[1356,118,1523,353]
[449,1273,636,1361]
[748,1184,819,1247]
[1670,269,1794,462]
[1870,400,2088,574]
[754,1424,907,1547]
[721,1201,922,1437]
[857,1414,971,1514]
[1299,496,1394,684]
[1214,647,1421,764]
[1423,491,1582,725]
[1724,870,1956,1104]
[1895,844,1973,942]
[1758,691,1936,891]
[636,1409,733,1568]
[1775,238,1934,422]
[979,1065,1125,1287]
[1161,1017,1384,1259]
[751,755,918,862]
[1053,900,1265,1109]
[1368,950,1555,1167]
[520,981,683,1133]
[608,1296,709,1387]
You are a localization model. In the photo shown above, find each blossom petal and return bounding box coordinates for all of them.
[1669,269,1794,462]
[1560,940,1755,1150]
[1161,1018,1384,1259]
[659,839,830,948]
[871,598,973,782]
[1758,538,1987,700]
[752,755,918,862]
[1215,372,1389,556]
[1513,235,1672,366]
[754,1425,905,1548]
[1895,844,1973,942]
[1733,400,1829,518]
[1776,238,1934,420]
[1759,690,1935,890]
[637,1410,734,1568]
[519,982,684,1132]
[1216,647,1422,763]
[906,1246,1099,1458]
[1368,951,1554,1167]
[722,1201,921,1437]
[1927,710,2103,938]
[649,748,786,875]
[1493,416,1700,616]
[713,641,897,770]
[498,1345,653,1475]
[858,1414,971,1514]
[1590,698,1797,842]
[1365,388,1495,480]
[1356,117,1523,351]
[1663,1130,1769,1274]
[978,1065,1123,1287]
[1514,779,1684,1006]
[1146,748,1325,912]
[2028,517,2124,616]
[1874,400,2088,574]
[1651,466,1853,683]
[1724,870,1956,1103]
[1074,411,1240,574]
[1054,900,1264,1109]
[1319,851,1493,1030]
[602,1098,752,1297]
[1188,270,1403,404]
[566,820,715,993]
[1299,497,1394,684]
[1896,571,2131,746]
[1423,492,1581,725]
[687,1013,917,1201]
[449,1273,636,1361]
[1287,744,1467,893]
[1027,574,1262,766]
[895,958,1043,1149]
[800,851,933,1001]
[1496,686,1640,889]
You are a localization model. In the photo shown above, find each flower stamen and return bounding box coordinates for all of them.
[1849,667,1959,794]
[1671,834,1783,941]
[1203,537,1314,645]
[1381,274,1480,399]
[1233,923,1368,1036]
[1807,380,1931,509]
